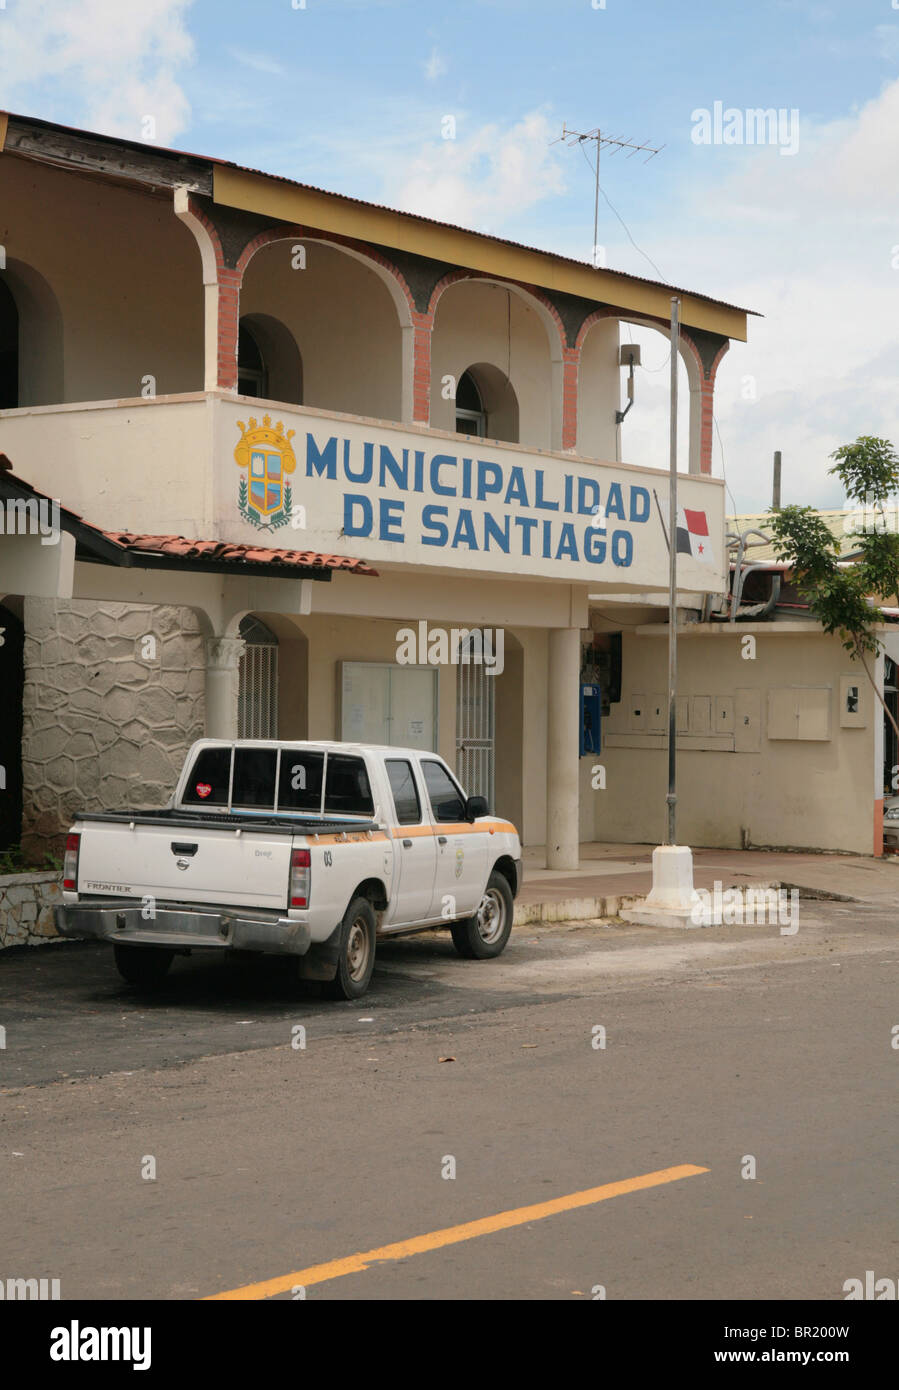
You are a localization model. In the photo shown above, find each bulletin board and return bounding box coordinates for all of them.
[338,662,439,751]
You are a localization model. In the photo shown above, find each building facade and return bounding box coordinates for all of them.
[1,110,773,873]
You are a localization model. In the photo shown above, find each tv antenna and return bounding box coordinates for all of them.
[552,125,664,267]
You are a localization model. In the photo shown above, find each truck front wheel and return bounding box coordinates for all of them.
[113,943,174,989]
[323,897,377,1000]
[451,872,514,960]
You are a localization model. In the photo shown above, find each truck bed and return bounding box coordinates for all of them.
[72,809,381,911]
[79,809,380,836]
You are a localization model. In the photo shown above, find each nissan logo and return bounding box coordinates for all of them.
[176,858,191,871]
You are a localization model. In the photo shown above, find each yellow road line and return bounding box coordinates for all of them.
[205,1163,708,1300]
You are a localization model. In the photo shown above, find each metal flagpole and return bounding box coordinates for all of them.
[666,296,680,846]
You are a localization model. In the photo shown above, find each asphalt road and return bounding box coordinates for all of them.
[1,902,898,1300]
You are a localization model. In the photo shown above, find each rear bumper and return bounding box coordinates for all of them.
[54,901,312,955]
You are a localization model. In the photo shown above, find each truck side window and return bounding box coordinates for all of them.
[324,754,374,816]
[386,759,421,825]
[278,750,325,813]
[182,747,231,806]
[422,761,465,823]
[232,747,277,809]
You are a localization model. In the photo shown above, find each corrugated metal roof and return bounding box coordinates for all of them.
[727,510,861,565]
[3,110,757,320]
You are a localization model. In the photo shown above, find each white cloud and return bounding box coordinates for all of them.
[0,0,195,145]
[597,78,899,512]
[423,47,447,81]
[226,49,285,77]
[391,108,566,231]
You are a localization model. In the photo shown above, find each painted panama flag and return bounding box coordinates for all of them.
[675,507,713,564]
[234,415,296,530]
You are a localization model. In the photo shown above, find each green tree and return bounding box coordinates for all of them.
[766,436,899,737]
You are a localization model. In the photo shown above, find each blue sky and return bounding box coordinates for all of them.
[1,0,897,511]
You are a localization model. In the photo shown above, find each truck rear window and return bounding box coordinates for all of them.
[232,747,278,808]
[183,747,231,806]
[324,754,374,816]
[278,750,325,812]
[181,746,375,819]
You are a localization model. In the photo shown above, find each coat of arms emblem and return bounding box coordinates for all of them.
[234,415,297,531]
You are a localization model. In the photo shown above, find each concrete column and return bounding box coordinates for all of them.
[205,636,245,738]
[546,626,580,869]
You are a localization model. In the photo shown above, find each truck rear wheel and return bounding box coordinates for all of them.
[323,897,376,1000]
[113,943,174,989]
[451,871,514,960]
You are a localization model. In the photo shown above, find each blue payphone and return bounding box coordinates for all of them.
[580,683,601,757]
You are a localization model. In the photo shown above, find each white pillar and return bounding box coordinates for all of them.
[546,626,580,870]
[205,636,245,739]
[174,187,222,394]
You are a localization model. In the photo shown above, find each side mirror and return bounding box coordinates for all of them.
[465,795,489,821]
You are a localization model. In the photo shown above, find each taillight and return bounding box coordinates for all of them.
[289,848,311,908]
[63,833,80,891]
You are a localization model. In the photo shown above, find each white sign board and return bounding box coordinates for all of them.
[216,402,725,591]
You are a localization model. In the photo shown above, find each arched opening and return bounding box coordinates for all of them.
[238,615,279,738]
[235,613,309,740]
[455,362,519,444]
[578,315,699,472]
[240,240,403,420]
[0,602,24,851]
[430,278,560,448]
[454,370,486,437]
[0,279,18,409]
[0,261,64,407]
[238,313,303,405]
[237,323,266,399]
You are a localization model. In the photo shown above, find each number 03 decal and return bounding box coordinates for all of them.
[323,850,333,867]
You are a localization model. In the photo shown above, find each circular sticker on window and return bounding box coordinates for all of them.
[196,783,212,799]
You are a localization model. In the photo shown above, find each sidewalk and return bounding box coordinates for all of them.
[513,841,899,925]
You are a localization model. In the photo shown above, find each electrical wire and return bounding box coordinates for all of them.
[578,141,667,282]
[713,412,739,516]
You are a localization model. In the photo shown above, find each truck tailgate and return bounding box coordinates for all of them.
[76,821,294,911]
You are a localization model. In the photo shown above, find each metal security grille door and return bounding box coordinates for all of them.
[238,618,279,738]
[455,634,495,808]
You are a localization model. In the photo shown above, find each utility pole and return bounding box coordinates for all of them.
[666,296,680,846]
[552,126,664,266]
[772,450,782,509]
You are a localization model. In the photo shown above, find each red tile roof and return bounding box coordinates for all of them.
[100,531,377,575]
[0,464,377,577]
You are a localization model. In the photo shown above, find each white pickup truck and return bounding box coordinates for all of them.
[54,740,522,999]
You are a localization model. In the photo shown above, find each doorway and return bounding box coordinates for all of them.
[0,605,24,850]
[455,633,495,809]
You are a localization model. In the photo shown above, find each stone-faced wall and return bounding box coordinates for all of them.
[21,598,206,858]
[0,871,62,947]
